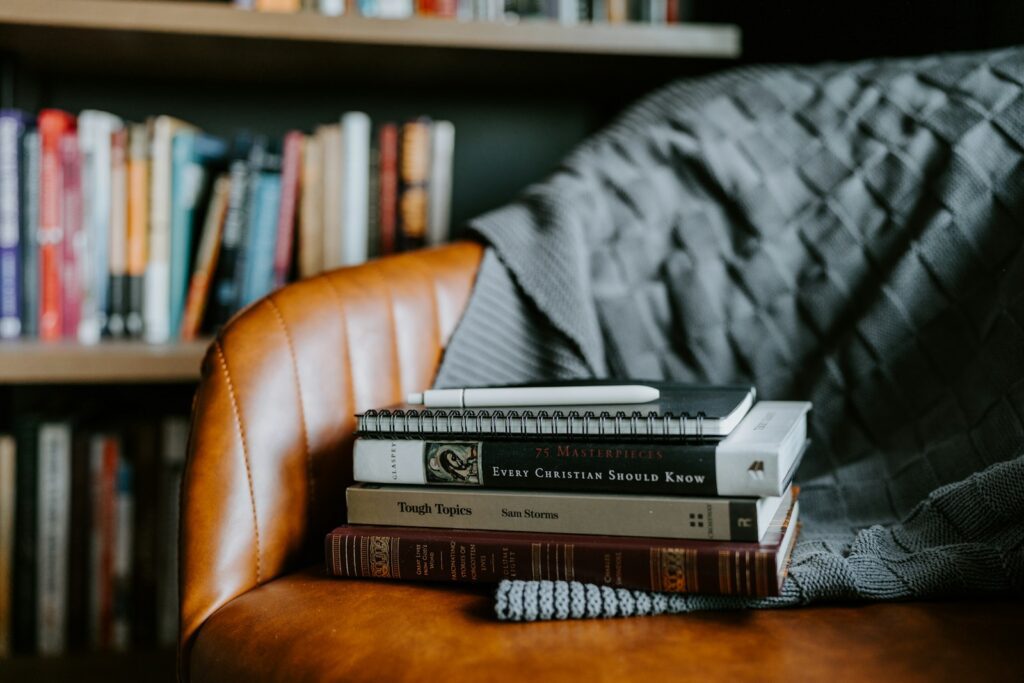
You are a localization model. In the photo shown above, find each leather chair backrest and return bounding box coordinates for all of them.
[179,242,483,673]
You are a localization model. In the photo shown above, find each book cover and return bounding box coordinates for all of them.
[60,133,84,341]
[156,418,189,648]
[210,134,253,327]
[181,174,230,341]
[146,116,197,343]
[273,131,304,289]
[329,497,799,596]
[377,123,399,256]
[319,124,343,271]
[298,133,323,278]
[232,136,277,313]
[38,110,76,341]
[366,130,381,258]
[37,422,72,655]
[0,110,28,339]
[112,458,134,651]
[426,120,454,247]
[12,419,39,653]
[341,112,370,266]
[88,434,117,650]
[169,131,227,338]
[346,483,792,542]
[353,402,809,497]
[77,110,124,344]
[0,435,15,657]
[397,119,431,251]
[240,170,282,307]
[125,123,150,339]
[107,127,129,337]
[20,129,40,338]
[357,382,757,439]
[67,430,91,651]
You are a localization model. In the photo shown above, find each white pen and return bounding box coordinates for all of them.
[406,385,660,408]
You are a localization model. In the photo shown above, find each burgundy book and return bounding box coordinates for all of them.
[326,490,799,597]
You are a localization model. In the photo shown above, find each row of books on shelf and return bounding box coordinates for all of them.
[0,416,189,657]
[243,0,694,25]
[0,109,455,344]
[327,384,809,596]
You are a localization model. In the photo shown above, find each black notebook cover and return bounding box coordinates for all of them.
[356,382,755,439]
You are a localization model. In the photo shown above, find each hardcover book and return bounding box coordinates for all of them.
[107,127,129,337]
[354,401,810,498]
[37,422,72,655]
[125,123,150,338]
[181,175,230,341]
[210,134,254,326]
[329,496,799,596]
[0,110,28,339]
[397,118,431,251]
[298,134,323,278]
[0,435,14,657]
[20,129,40,338]
[341,112,370,266]
[357,382,756,439]
[38,110,76,341]
[273,131,304,288]
[60,133,84,340]
[346,483,792,542]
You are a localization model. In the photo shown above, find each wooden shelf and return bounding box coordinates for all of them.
[0,0,739,58]
[0,0,739,88]
[0,340,209,383]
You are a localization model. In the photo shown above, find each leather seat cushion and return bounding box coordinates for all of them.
[189,566,1019,682]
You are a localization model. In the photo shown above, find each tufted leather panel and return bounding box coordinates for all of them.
[179,242,483,679]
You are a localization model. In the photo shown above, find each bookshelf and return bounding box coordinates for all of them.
[0,0,741,677]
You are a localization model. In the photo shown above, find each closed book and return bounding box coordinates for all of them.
[297,134,323,278]
[127,420,159,648]
[0,435,15,657]
[37,422,72,655]
[169,131,227,338]
[329,497,798,596]
[341,112,370,266]
[125,123,150,338]
[377,123,399,256]
[397,119,431,251]
[210,134,253,327]
[358,383,756,439]
[67,431,90,651]
[354,401,810,498]
[13,419,39,654]
[156,418,188,648]
[426,120,454,247]
[88,434,117,650]
[233,137,277,311]
[60,133,84,340]
[273,131,304,288]
[77,110,124,344]
[181,174,230,341]
[240,171,282,306]
[112,458,134,651]
[347,483,792,542]
[146,116,197,344]
[38,110,76,341]
[20,129,41,338]
[0,110,29,339]
[318,124,343,271]
[107,127,129,338]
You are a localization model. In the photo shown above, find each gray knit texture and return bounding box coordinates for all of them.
[432,48,1024,620]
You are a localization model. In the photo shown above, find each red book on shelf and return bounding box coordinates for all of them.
[377,124,399,256]
[60,132,83,340]
[273,131,304,289]
[37,109,76,341]
[434,0,457,17]
[416,0,437,15]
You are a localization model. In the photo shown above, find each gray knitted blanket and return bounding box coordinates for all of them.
[433,47,1024,620]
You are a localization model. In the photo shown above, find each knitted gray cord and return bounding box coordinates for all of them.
[432,48,1024,619]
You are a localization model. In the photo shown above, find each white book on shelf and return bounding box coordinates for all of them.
[36,422,71,656]
[77,110,124,345]
[146,116,196,344]
[377,0,413,18]
[427,120,455,247]
[319,0,345,15]
[341,112,370,266]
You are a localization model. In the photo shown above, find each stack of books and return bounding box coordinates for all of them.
[0,110,455,344]
[327,383,809,598]
[243,0,694,25]
[0,416,189,657]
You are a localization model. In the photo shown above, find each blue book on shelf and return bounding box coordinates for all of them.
[240,172,282,308]
[169,131,227,338]
[0,109,29,339]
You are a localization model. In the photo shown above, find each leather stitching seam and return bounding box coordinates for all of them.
[215,339,262,584]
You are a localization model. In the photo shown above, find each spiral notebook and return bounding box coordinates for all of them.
[356,383,756,439]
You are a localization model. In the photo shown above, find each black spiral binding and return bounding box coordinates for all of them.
[358,407,709,440]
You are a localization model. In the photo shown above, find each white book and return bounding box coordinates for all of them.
[77,110,124,344]
[37,422,71,655]
[146,116,196,344]
[341,112,370,266]
[157,417,189,648]
[558,0,578,24]
[0,435,14,658]
[319,0,345,15]
[427,121,455,247]
[378,0,413,18]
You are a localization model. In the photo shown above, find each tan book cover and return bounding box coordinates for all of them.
[126,123,150,337]
[299,134,324,278]
[318,124,343,272]
[181,174,231,341]
[0,435,14,658]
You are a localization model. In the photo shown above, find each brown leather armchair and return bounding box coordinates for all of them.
[180,242,1017,682]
